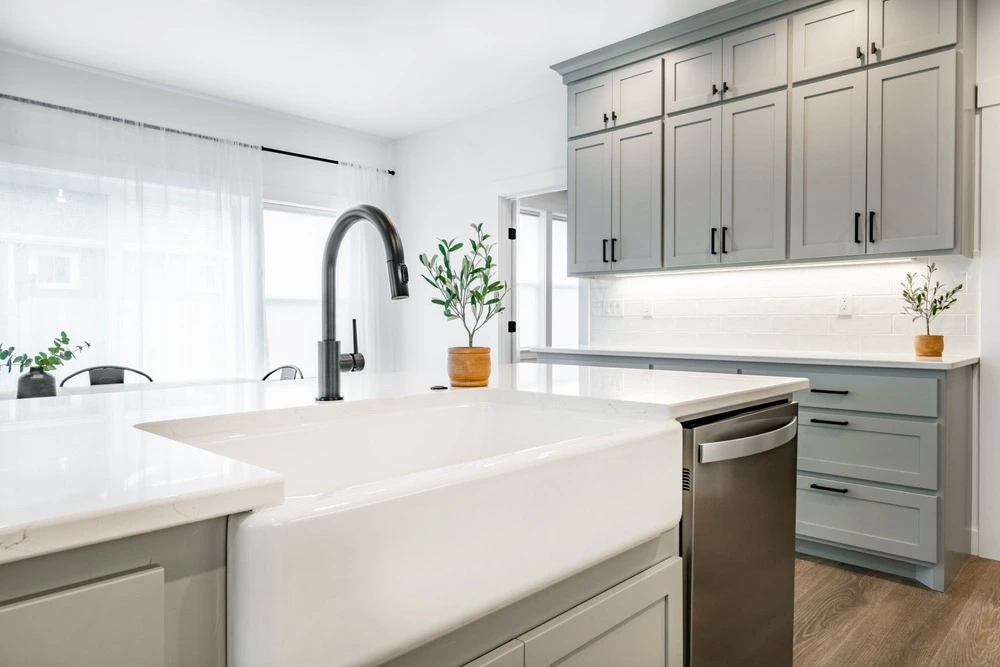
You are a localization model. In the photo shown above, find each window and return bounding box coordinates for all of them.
[514,206,581,360]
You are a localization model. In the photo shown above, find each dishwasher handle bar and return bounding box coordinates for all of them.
[699,417,798,463]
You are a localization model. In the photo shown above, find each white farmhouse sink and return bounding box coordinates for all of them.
[139,388,681,666]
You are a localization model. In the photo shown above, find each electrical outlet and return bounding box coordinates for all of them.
[603,299,624,317]
[641,300,653,317]
[838,295,854,317]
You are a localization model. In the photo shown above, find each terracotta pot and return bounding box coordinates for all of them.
[448,347,491,387]
[914,334,945,357]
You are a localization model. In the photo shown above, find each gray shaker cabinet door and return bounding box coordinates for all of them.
[463,641,525,667]
[791,0,869,82]
[721,19,789,100]
[568,133,613,274]
[612,57,663,127]
[869,0,957,64]
[664,107,722,268]
[611,120,663,272]
[567,73,613,138]
[867,51,955,255]
[790,72,868,260]
[721,90,788,264]
[0,567,165,667]
[520,557,683,667]
[663,39,723,113]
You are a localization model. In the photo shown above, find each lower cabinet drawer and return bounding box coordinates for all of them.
[798,410,939,490]
[796,475,938,563]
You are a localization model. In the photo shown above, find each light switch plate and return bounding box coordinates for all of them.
[838,295,854,317]
[641,300,653,317]
[603,299,624,317]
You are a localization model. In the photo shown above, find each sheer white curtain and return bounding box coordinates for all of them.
[0,97,267,391]
[333,163,397,373]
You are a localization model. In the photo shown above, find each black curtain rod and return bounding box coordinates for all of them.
[2,93,396,176]
[261,146,395,176]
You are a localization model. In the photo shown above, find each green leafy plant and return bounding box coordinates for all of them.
[0,332,91,374]
[418,223,510,347]
[901,263,964,336]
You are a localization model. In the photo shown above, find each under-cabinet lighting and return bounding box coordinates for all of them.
[601,257,916,278]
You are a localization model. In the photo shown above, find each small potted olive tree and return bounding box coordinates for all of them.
[419,223,509,387]
[901,263,964,357]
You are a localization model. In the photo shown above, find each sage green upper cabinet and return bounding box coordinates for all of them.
[567,74,612,138]
[568,133,613,273]
[721,90,788,264]
[791,0,869,82]
[867,51,955,255]
[664,107,722,268]
[721,19,789,99]
[869,0,957,64]
[663,40,723,113]
[612,58,663,127]
[790,72,868,260]
[611,120,663,271]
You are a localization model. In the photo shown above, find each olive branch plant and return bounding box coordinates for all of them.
[418,223,510,348]
[0,332,91,374]
[901,263,964,336]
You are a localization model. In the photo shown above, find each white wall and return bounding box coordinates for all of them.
[590,257,979,354]
[0,48,393,208]
[976,0,1000,559]
[390,84,567,374]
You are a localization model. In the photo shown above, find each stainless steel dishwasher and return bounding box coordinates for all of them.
[680,400,798,667]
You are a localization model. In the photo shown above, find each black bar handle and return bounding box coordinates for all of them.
[871,41,879,54]
[351,318,359,356]
[721,81,729,94]
[856,46,864,60]
[602,239,609,263]
[810,483,849,494]
[811,418,850,426]
[611,238,618,262]
[712,83,719,95]
[611,111,618,122]
[721,226,729,254]
[854,212,862,244]
[869,211,876,244]
[711,228,718,255]
[810,388,849,395]
[603,112,609,124]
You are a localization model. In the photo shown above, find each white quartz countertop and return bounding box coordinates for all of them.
[534,344,980,370]
[0,363,807,565]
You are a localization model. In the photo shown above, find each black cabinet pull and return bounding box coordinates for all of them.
[602,239,609,263]
[611,238,618,262]
[856,46,864,60]
[810,388,849,395]
[871,41,879,54]
[854,212,862,244]
[811,418,850,426]
[611,111,618,122]
[721,81,729,94]
[712,84,719,95]
[810,483,849,494]
[869,211,877,244]
[603,113,609,124]
[721,226,729,254]
[711,228,718,255]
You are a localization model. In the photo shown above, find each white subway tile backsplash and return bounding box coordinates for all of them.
[587,256,979,355]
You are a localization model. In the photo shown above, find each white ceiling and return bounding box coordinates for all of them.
[0,0,730,139]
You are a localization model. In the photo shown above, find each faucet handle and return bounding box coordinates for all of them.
[338,319,366,373]
[352,318,359,356]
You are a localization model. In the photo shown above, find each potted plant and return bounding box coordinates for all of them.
[1,332,91,398]
[419,223,509,387]
[901,263,964,358]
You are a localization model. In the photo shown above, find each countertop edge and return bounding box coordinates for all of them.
[533,347,980,371]
[0,477,284,566]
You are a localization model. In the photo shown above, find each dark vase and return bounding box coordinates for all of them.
[16,366,57,399]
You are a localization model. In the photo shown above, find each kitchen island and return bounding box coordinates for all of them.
[0,364,807,667]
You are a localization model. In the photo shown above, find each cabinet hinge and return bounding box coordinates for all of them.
[507,321,517,333]
[508,227,516,240]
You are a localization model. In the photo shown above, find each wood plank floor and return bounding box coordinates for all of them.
[795,555,1000,666]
